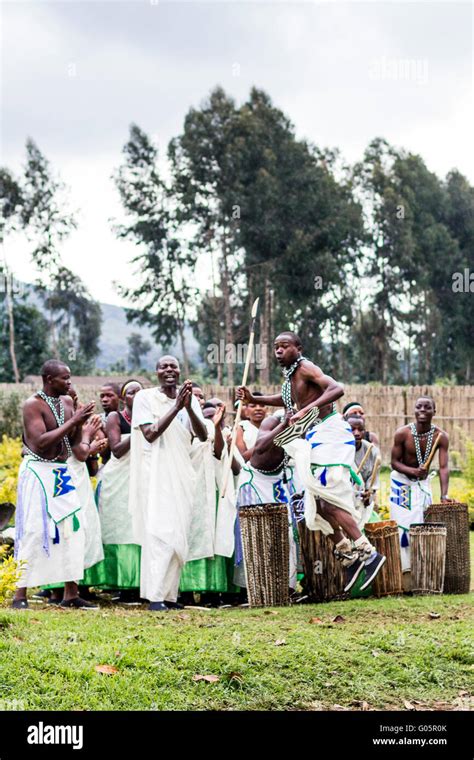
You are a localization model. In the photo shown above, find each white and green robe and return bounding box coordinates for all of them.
[14,456,85,587]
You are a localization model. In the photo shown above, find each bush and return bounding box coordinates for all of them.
[0,546,22,604]
[0,436,22,506]
[0,391,23,438]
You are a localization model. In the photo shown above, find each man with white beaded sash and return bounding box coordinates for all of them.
[390,396,452,571]
[12,360,97,609]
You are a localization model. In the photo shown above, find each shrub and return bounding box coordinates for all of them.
[0,546,22,604]
[0,436,22,506]
[0,391,23,438]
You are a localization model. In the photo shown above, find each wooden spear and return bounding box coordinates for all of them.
[221,297,260,497]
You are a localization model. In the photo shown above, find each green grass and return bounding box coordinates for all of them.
[0,592,472,711]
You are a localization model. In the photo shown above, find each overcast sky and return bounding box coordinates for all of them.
[2,0,472,307]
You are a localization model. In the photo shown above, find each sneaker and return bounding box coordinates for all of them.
[359,552,386,591]
[60,597,99,609]
[343,559,366,592]
[148,602,169,612]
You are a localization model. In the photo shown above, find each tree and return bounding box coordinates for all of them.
[21,139,78,356]
[169,88,242,384]
[0,169,24,382]
[40,266,102,374]
[114,124,197,375]
[127,332,151,370]
[0,295,49,382]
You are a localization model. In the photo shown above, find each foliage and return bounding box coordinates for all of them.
[0,547,22,604]
[127,332,151,371]
[113,125,198,375]
[0,393,23,439]
[0,436,22,505]
[0,295,50,382]
[1,139,102,373]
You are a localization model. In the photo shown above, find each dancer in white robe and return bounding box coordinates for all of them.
[128,356,208,612]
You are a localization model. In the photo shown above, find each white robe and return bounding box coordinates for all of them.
[285,412,361,536]
[389,470,433,571]
[67,455,104,571]
[188,419,217,561]
[97,436,134,545]
[14,457,85,587]
[129,388,204,602]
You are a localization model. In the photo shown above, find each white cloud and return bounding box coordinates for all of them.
[2,1,472,306]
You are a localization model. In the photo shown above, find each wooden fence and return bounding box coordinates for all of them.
[1,383,473,465]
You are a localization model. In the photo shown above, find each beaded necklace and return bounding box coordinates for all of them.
[281,356,336,418]
[410,422,435,467]
[281,356,306,412]
[28,390,73,461]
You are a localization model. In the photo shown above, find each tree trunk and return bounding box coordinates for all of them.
[259,271,271,385]
[5,271,20,383]
[220,235,234,386]
[178,320,190,377]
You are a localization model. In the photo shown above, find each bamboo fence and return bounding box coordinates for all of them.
[1,382,473,465]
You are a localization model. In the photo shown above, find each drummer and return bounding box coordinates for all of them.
[342,401,379,445]
[348,416,381,528]
[390,396,452,571]
[235,410,299,592]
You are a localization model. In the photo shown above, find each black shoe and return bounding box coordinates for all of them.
[60,597,99,609]
[360,552,386,591]
[32,589,51,599]
[165,601,184,610]
[77,586,99,601]
[117,590,141,605]
[148,602,169,612]
[11,599,29,610]
[343,558,366,592]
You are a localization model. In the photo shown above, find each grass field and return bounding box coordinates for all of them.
[0,577,472,711]
[0,461,472,712]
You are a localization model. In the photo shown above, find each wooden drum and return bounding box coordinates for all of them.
[364,520,403,597]
[425,503,470,594]
[297,520,346,602]
[410,523,447,595]
[238,503,290,608]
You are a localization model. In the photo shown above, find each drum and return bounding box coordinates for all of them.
[297,520,346,602]
[238,503,290,608]
[425,503,470,594]
[410,523,447,595]
[364,520,403,597]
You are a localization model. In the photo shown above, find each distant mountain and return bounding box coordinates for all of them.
[20,283,202,371]
[97,301,202,370]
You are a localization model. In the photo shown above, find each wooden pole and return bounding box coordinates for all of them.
[221,298,259,497]
[421,432,442,471]
[356,442,374,475]
[368,455,381,491]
